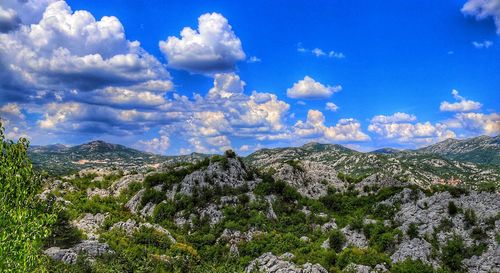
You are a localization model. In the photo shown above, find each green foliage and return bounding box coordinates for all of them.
[329,229,346,252]
[337,172,369,184]
[363,222,401,252]
[141,188,165,207]
[133,226,172,249]
[224,149,236,158]
[44,209,83,248]
[0,122,56,272]
[284,160,305,172]
[447,201,458,216]
[336,247,390,269]
[153,201,176,224]
[441,234,466,272]
[392,258,435,273]
[407,222,419,239]
[464,209,477,229]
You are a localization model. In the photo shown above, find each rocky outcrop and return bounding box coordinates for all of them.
[125,189,145,214]
[390,238,433,264]
[110,174,143,196]
[217,228,264,256]
[341,226,368,249]
[245,252,328,273]
[178,157,257,195]
[44,240,112,264]
[271,161,343,198]
[111,219,176,243]
[72,213,107,239]
[463,244,500,273]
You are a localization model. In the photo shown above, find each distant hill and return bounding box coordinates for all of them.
[29,140,210,175]
[370,148,401,155]
[415,135,499,165]
[246,141,499,188]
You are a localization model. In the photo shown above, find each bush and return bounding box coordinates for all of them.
[133,226,172,249]
[329,229,346,252]
[141,188,164,207]
[407,222,419,239]
[464,208,477,229]
[44,209,83,248]
[224,149,236,158]
[392,258,434,273]
[448,201,458,216]
[441,234,466,272]
[336,247,390,269]
[153,201,176,223]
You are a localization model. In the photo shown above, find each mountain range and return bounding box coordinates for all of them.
[29,135,499,187]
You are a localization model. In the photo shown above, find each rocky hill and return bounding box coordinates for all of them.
[39,150,500,273]
[29,140,209,175]
[245,142,499,191]
[414,135,500,165]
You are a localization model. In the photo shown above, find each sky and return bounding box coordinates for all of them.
[0,0,499,155]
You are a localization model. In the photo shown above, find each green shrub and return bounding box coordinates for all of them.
[448,201,458,216]
[133,226,172,249]
[329,229,346,252]
[392,258,434,273]
[464,209,477,229]
[470,227,487,241]
[336,247,390,269]
[141,188,164,207]
[441,234,466,272]
[153,201,176,223]
[407,222,419,239]
[224,149,236,158]
[44,209,83,248]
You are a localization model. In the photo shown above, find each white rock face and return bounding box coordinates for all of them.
[72,213,108,240]
[341,226,368,249]
[390,238,433,264]
[44,240,112,264]
[245,252,328,273]
[125,189,145,214]
[111,219,176,243]
[110,174,143,196]
[217,228,264,256]
[178,158,257,195]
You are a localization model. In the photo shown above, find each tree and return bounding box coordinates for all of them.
[329,229,346,252]
[0,122,55,272]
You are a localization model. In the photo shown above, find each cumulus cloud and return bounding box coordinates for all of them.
[462,0,500,34]
[325,102,338,112]
[368,113,456,144]
[287,76,342,99]
[472,40,494,48]
[440,89,482,112]
[293,110,370,142]
[138,134,170,154]
[450,112,500,135]
[159,12,245,74]
[0,0,171,104]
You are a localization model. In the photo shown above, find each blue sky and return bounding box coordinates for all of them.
[0,0,498,154]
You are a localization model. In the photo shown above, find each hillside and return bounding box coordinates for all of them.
[415,135,500,165]
[39,150,500,273]
[245,142,499,190]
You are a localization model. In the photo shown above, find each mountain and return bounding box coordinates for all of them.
[370,147,400,154]
[415,135,499,165]
[246,141,499,189]
[29,140,167,175]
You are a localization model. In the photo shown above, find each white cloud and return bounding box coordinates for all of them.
[247,56,261,63]
[472,40,494,48]
[287,76,342,99]
[159,12,245,74]
[0,103,24,119]
[451,112,500,135]
[370,112,417,123]
[368,113,456,144]
[325,102,338,112]
[0,0,171,102]
[462,0,500,34]
[298,44,345,59]
[138,134,170,154]
[440,89,482,112]
[293,109,370,142]
[207,73,245,99]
